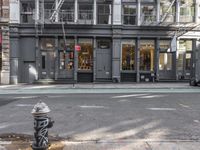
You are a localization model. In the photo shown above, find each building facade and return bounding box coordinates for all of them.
[9,0,200,84]
[0,0,9,84]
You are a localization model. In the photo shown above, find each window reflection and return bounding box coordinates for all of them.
[78,39,93,71]
[140,40,154,71]
[177,40,192,71]
[97,4,112,24]
[160,1,175,22]
[159,53,172,70]
[159,40,172,71]
[141,5,156,25]
[180,0,195,22]
[40,38,55,50]
[121,41,135,70]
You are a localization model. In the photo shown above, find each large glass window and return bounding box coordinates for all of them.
[123,5,137,25]
[21,2,35,23]
[160,0,176,23]
[159,40,173,71]
[121,41,135,70]
[177,40,192,71]
[97,4,112,24]
[78,1,93,23]
[78,39,93,71]
[140,40,155,71]
[141,5,156,25]
[59,39,75,70]
[180,0,195,22]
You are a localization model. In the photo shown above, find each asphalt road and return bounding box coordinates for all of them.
[0,93,200,143]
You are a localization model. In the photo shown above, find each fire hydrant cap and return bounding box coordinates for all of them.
[31,101,50,115]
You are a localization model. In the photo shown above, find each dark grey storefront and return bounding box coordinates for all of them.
[10,24,197,84]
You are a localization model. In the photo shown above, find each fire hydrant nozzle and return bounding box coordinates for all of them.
[31,101,54,150]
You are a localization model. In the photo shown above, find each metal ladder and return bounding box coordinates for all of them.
[49,0,65,21]
[159,0,176,24]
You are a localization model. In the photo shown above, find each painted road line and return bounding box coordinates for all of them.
[179,103,190,108]
[112,94,148,98]
[146,108,176,111]
[79,105,108,109]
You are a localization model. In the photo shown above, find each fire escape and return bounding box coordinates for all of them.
[158,0,200,38]
[35,0,67,44]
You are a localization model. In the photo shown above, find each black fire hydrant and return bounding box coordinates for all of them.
[31,101,54,150]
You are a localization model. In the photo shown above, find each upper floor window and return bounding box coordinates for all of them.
[160,0,176,23]
[60,3,74,23]
[123,5,137,25]
[141,5,156,25]
[180,0,195,22]
[97,4,112,24]
[78,0,93,24]
[21,2,35,23]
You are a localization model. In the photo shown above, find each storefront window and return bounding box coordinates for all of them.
[123,5,137,25]
[121,41,135,70]
[160,1,175,22]
[159,40,172,71]
[97,4,112,24]
[0,33,2,71]
[59,39,75,70]
[177,40,192,71]
[140,40,154,71]
[21,2,35,23]
[78,39,93,71]
[141,5,156,25]
[40,38,55,50]
[180,0,195,22]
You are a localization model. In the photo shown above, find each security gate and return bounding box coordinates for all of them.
[40,51,55,79]
[96,40,112,79]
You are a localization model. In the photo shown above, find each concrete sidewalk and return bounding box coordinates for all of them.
[0,83,193,90]
[1,139,200,150]
[0,82,199,94]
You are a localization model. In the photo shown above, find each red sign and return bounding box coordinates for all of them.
[75,45,81,51]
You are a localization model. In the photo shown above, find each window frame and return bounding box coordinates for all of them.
[122,4,137,25]
[97,3,112,25]
[20,1,35,24]
[121,40,136,71]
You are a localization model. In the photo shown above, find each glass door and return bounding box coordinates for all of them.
[58,39,75,79]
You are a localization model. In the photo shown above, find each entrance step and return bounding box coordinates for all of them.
[95,78,113,83]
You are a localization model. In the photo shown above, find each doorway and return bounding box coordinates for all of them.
[96,40,112,80]
[40,51,55,79]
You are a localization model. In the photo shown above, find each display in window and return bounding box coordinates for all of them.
[140,41,154,71]
[78,42,93,70]
[122,43,135,70]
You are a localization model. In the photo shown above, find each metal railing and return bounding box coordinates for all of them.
[179,15,195,23]
[59,10,74,23]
